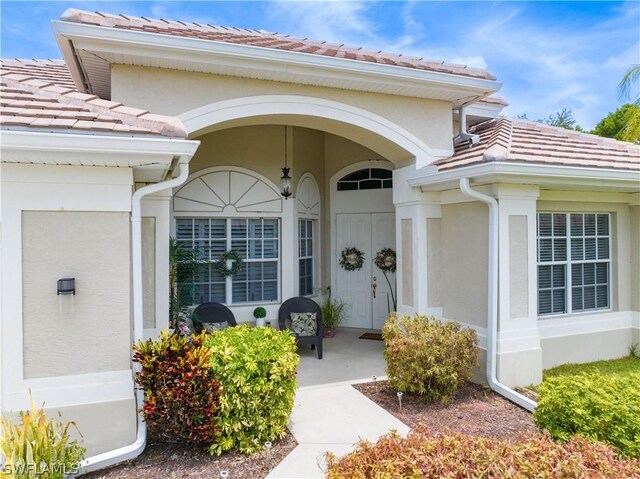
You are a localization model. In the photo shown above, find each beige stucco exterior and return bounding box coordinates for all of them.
[440,201,489,329]
[22,211,132,378]
[110,65,454,157]
[1,162,138,458]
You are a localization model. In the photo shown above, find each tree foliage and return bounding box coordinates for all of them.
[591,104,640,143]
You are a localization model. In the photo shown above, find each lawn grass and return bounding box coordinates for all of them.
[528,354,640,393]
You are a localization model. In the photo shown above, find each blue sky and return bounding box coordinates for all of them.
[1,1,638,130]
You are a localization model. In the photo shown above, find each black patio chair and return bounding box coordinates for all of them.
[192,302,237,334]
[278,297,324,359]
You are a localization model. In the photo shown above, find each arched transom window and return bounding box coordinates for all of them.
[337,168,392,191]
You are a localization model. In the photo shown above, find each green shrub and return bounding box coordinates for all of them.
[325,427,640,478]
[383,313,478,403]
[0,398,85,479]
[133,331,222,445]
[534,372,640,458]
[204,325,299,455]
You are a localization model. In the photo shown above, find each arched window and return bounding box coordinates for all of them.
[337,168,392,191]
[173,167,282,305]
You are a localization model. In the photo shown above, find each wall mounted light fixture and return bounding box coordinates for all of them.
[280,126,292,200]
[57,278,75,295]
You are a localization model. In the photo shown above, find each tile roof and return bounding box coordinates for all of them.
[0,59,187,137]
[435,117,640,172]
[60,9,496,81]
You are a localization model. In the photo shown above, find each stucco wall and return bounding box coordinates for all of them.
[440,201,488,328]
[188,125,285,185]
[541,329,635,369]
[631,205,639,312]
[401,218,414,307]
[110,64,454,154]
[509,215,529,319]
[22,211,132,378]
[426,218,442,308]
[142,217,156,329]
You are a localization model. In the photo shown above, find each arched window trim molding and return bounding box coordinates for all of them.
[296,172,321,218]
[172,166,283,218]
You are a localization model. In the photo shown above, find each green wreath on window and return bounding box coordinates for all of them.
[339,247,365,271]
[215,250,244,277]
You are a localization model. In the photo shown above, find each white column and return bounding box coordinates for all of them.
[493,184,543,386]
[393,165,441,316]
[142,191,171,339]
[281,197,297,302]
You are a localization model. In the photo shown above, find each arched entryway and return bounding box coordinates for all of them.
[165,95,436,324]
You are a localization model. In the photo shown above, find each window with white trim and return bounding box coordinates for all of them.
[537,213,610,316]
[298,219,314,296]
[176,218,279,305]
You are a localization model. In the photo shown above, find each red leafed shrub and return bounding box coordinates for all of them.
[133,331,222,445]
[325,427,640,479]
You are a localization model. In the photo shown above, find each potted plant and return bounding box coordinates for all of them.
[321,287,348,338]
[253,306,267,327]
[169,238,201,333]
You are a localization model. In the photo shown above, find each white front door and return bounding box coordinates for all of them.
[336,212,396,330]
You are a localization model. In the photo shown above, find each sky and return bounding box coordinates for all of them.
[1,1,638,130]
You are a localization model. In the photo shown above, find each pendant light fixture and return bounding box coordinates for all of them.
[280,126,292,199]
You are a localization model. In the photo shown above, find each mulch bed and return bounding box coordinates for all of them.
[353,380,537,441]
[84,432,297,479]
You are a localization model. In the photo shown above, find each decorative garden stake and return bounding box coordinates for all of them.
[397,391,403,411]
[374,248,397,312]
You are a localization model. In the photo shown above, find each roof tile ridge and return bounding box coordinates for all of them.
[512,117,640,150]
[59,9,496,80]
[0,71,187,137]
[483,117,512,162]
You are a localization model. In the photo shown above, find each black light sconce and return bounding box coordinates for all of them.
[57,278,75,295]
[280,126,292,200]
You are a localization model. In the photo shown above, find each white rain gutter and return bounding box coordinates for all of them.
[77,160,190,474]
[459,177,537,412]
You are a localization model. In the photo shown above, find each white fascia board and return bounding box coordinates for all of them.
[407,162,640,192]
[459,102,505,121]
[1,129,200,166]
[52,20,501,100]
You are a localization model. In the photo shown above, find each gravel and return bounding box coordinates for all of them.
[83,432,297,479]
[353,380,537,440]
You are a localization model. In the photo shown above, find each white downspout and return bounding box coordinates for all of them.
[455,103,480,146]
[459,177,536,412]
[78,160,190,474]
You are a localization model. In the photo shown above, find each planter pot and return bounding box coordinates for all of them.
[255,317,266,327]
[323,328,336,338]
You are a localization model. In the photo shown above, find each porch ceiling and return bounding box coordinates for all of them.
[190,114,417,165]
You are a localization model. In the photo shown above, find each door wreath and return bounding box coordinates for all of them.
[215,250,244,277]
[339,247,365,271]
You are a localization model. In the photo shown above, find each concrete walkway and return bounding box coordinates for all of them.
[266,379,410,479]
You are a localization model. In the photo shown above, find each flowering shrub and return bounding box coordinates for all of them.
[383,313,477,403]
[133,331,221,445]
[325,427,640,479]
[534,372,640,458]
[204,325,299,455]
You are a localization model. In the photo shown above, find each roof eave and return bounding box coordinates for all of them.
[0,129,200,182]
[51,20,501,104]
[407,162,640,194]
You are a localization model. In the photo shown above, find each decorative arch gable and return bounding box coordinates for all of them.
[296,173,320,217]
[173,167,282,214]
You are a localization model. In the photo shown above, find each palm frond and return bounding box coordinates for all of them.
[618,64,640,105]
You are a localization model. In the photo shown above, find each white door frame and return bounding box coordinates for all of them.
[329,160,395,317]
